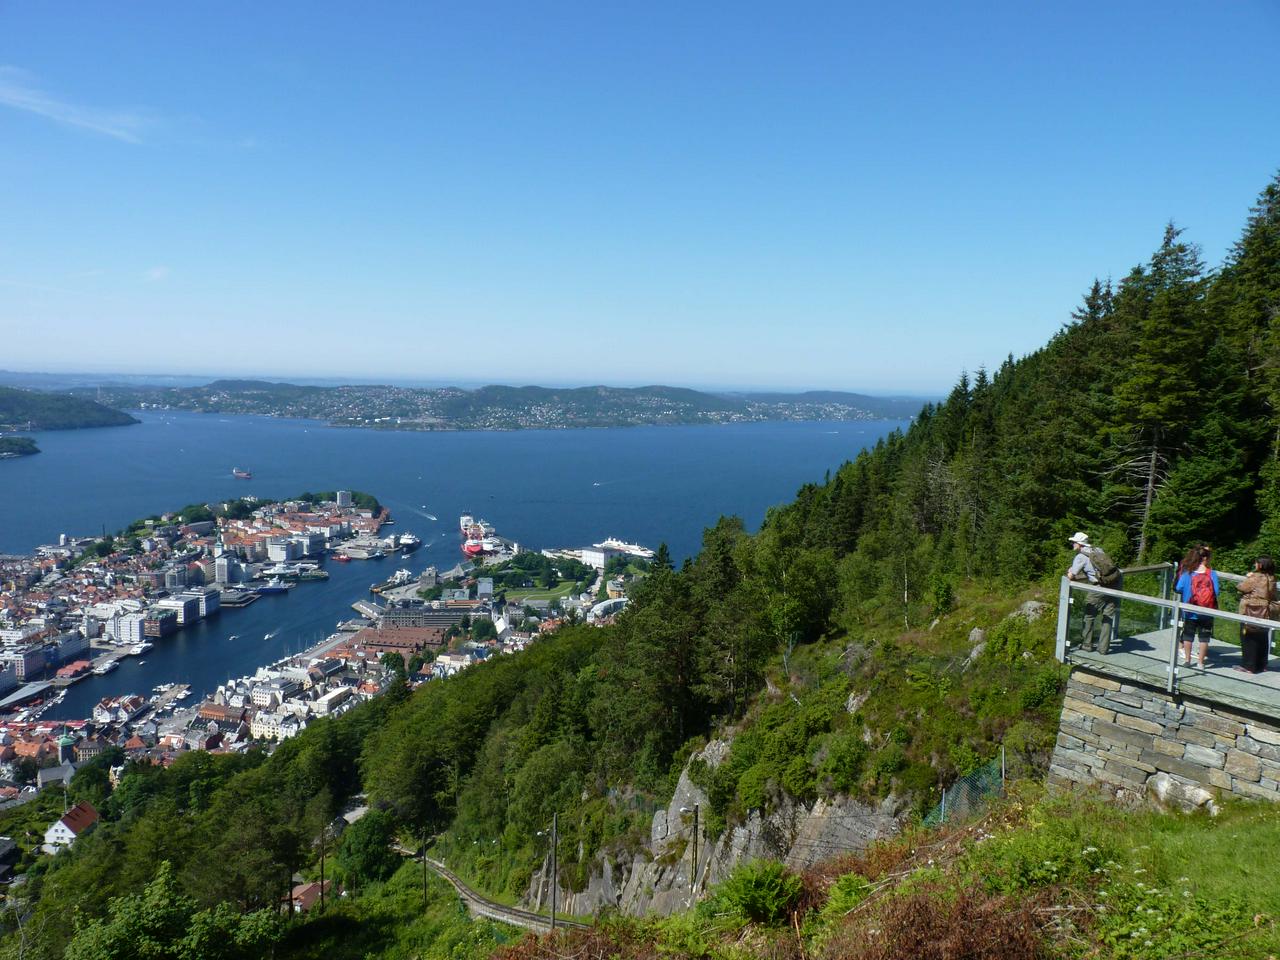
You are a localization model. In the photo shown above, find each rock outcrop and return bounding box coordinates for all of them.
[526,738,901,917]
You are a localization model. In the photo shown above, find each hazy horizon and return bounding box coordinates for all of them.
[0,365,937,399]
[3,2,1278,391]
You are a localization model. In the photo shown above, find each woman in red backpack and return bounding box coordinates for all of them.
[1174,544,1220,669]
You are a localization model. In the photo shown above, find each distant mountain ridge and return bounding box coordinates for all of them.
[62,379,925,430]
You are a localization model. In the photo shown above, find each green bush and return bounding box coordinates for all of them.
[965,820,1112,894]
[711,860,803,925]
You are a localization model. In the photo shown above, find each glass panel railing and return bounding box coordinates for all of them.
[1056,574,1280,718]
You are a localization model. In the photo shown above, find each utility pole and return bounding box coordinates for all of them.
[691,803,699,898]
[549,812,558,933]
[319,823,326,913]
[421,828,428,908]
[680,804,699,901]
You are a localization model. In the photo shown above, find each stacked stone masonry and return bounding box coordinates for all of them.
[1049,668,1280,811]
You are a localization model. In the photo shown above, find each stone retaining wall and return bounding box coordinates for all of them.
[1049,668,1280,811]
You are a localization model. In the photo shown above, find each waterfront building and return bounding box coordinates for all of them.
[182,586,220,617]
[157,595,200,625]
[336,490,353,508]
[143,609,178,638]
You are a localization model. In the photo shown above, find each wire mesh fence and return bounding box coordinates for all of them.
[922,748,1005,827]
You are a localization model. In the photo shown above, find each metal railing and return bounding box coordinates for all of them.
[1055,565,1277,698]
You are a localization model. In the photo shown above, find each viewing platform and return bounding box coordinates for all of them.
[1055,563,1280,720]
[1051,564,1280,810]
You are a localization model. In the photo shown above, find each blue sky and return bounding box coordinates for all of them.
[1,2,1277,393]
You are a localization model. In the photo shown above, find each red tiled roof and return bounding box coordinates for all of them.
[60,801,99,836]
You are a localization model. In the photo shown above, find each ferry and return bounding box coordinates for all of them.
[594,537,656,560]
[332,552,351,562]
[130,642,153,655]
[399,532,421,552]
[256,577,294,594]
[232,467,252,479]
[92,660,119,675]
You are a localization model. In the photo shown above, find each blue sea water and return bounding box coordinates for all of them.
[0,412,905,719]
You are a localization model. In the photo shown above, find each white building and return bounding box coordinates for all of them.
[157,595,200,625]
[313,687,351,715]
[42,801,99,854]
[431,652,475,678]
[182,587,221,617]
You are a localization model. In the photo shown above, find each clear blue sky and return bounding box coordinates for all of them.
[2,2,1277,393]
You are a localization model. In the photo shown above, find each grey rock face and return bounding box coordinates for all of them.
[529,737,901,917]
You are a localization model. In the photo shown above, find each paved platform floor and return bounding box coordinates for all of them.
[1066,627,1280,720]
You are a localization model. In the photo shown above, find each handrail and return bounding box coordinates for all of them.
[1119,563,1177,575]
[1062,579,1275,631]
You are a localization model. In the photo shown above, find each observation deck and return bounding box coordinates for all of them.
[1055,563,1280,721]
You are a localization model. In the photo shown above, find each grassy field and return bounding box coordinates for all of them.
[500,581,581,603]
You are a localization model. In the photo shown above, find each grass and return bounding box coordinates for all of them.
[279,861,520,960]
[0,791,66,869]
[489,785,1280,959]
[501,581,581,603]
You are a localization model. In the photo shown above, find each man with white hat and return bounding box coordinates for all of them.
[1066,531,1117,654]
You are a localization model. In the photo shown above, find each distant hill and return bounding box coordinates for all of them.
[74,380,924,430]
[0,386,138,430]
[731,390,926,419]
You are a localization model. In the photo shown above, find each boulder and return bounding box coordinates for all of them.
[962,627,987,670]
[1147,772,1219,816]
[1014,600,1048,622]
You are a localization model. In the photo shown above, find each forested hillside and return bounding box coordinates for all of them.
[3,174,1278,960]
[0,386,138,430]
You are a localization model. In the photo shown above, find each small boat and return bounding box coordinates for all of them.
[332,553,351,562]
[228,634,239,641]
[264,630,277,640]
[137,660,147,665]
[232,467,252,479]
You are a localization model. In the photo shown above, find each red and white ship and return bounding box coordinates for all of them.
[460,514,501,556]
[232,467,252,479]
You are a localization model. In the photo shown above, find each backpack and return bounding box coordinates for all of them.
[1190,569,1217,609]
[1087,547,1122,588]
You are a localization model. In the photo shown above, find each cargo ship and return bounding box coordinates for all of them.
[232,467,252,479]
[460,515,502,556]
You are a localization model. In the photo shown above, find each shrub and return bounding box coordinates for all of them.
[819,885,1046,960]
[713,860,804,925]
[965,821,1112,894]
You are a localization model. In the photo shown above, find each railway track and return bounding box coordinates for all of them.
[401,846,590,933]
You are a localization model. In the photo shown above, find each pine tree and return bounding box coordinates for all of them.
[1108,224,1208,560]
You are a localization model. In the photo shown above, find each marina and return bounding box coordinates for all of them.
[1,413,901,721]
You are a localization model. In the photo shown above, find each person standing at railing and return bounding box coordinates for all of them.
[1067,532,1119,654]
[1236,555,1276,675]
[1174,545,1219,669]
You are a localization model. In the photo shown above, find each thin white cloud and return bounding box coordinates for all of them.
[144,266,170,282]
[0,66,148,143]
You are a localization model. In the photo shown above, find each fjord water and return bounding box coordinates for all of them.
[0,412,906,719]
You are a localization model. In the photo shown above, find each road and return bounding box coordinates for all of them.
[396,845,589,933]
